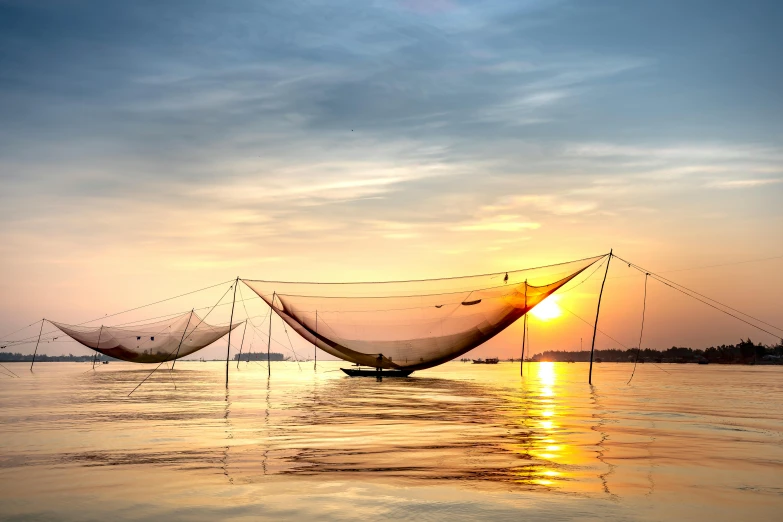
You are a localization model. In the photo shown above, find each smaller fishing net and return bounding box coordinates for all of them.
[50,311,241,363]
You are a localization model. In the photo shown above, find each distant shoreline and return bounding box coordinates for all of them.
[522,341,782,365]
[2,339,781,366]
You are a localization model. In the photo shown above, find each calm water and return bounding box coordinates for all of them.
[0,361,781,521]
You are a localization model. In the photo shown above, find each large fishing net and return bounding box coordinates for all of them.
[243,255,604,370]
[50,311,241,363]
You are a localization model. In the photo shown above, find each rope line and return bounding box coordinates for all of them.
[0,363,18,378]
[559,302,670,375]
[560,304,631,351]
[3,279,237,347]
[613,254,782,338]
[606,254,783,282]
[79,279,236,327]
[559,256,609,294]
[240,253,607,285]
[646,254,783,276]
[128,282,235,397]
[224,314,291,356]
[0,318,44,341]
[628,274,649,385]
[280,320,303,372]
[615,254,782,331]
[244,262,601,301]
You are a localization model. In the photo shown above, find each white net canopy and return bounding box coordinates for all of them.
[50,311,241,363]
[243,255,604,370]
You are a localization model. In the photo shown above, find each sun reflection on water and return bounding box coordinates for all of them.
[507,361,573,488]
[539,361,556,386]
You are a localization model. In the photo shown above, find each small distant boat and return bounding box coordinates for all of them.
[341,368,413,377]
[472,358,499,364]
[102,360,109,364]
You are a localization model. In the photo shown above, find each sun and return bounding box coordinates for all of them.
[529,295,562,321]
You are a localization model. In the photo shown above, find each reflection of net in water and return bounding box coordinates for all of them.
[50,312,241,363]
[218,367,595,491]
[49,370,581,490]
[244,256,602,370]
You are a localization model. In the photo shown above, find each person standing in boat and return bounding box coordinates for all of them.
[376,353,383,372]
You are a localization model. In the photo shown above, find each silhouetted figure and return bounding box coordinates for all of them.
[376,353,384,381]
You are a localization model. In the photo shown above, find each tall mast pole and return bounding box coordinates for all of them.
[225,278,238,389]
[30,319,45,372]
[267,292,275,378]
[589,251,612,385]
[521,280,527,376]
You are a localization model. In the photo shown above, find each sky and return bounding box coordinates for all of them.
[1,0,781,360]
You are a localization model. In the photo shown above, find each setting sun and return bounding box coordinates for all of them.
[530,295,562,321]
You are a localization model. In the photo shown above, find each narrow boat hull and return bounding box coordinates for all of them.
[341,368,413,377]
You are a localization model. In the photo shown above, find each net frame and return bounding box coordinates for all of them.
[51,311,242,363]
[243,255,605,370]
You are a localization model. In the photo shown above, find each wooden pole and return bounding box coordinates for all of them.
[267,292,275,377]
[30,319,45,372]
[314,311,318,372]
[236,320,247,369]
[171,309,194,370]
[589,251,612,385]
[92,326,103,370]
[521,280,527,376]
[225,278,238,388]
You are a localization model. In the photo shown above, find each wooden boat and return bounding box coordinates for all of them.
[341,368,413,377]
[472,357,499,364]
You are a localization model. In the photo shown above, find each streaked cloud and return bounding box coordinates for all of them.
[453,216,541,232]
[709,178,783,189]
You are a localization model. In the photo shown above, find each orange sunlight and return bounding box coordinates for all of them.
[530,295,562,321]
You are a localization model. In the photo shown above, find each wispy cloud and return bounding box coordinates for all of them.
[709,178,783,189]
[453,216,541,232]
[483,194,599,216]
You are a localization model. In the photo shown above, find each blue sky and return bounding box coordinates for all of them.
[1,0,781,355]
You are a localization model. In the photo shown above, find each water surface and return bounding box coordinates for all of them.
[1,361,781,521]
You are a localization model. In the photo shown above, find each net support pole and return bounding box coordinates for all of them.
[236,320,247,369]
[170,309,194,371]
[267,292,275,378]
[92,326,103,370]
[30,319,45,372]
[226,278,239,389]
[589,250,612,385]
[521,280,527,376]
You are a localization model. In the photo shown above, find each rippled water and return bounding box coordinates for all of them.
[0,361,781,521]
